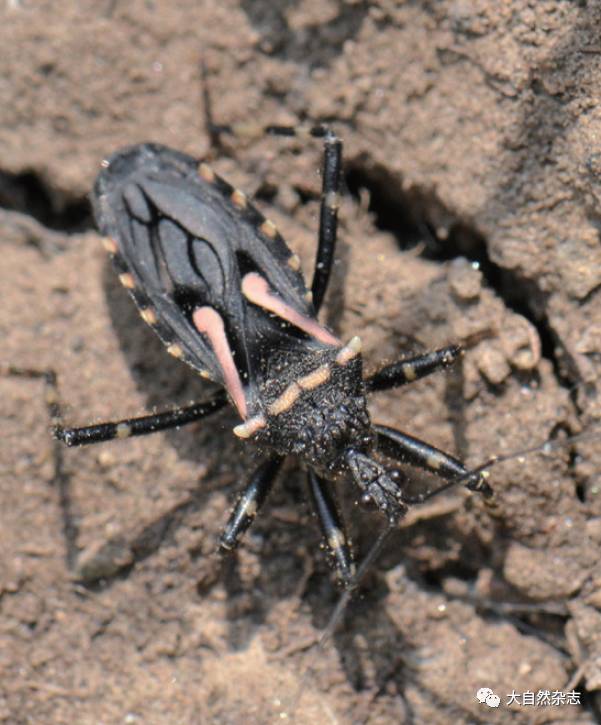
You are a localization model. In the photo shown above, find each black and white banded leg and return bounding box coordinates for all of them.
[207,120,343,316]
[308,471,355,586]
[256,124,342,314]
[375,424,493,500]
[365,344,461,392]
[220,455,285,551]
[54,390,228,447]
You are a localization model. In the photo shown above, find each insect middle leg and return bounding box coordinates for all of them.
[3,366,62,426]
[365,344,461,392]
[219,455,285,551]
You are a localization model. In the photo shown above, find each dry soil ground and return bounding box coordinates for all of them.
[2,2,601,723]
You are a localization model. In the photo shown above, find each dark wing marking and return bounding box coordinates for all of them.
[91,143,336,415]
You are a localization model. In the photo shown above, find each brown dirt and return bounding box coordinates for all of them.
[2,2,601,723]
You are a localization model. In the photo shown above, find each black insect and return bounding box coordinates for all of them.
[55,128,492,586]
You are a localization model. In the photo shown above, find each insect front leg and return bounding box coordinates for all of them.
[374,424,493,500]
[307,471,355,587]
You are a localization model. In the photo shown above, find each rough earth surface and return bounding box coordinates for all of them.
[2,2,601,723]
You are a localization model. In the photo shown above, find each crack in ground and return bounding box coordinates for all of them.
[344,158,601,684]
[345,157,573,388]
[0,168,91,233]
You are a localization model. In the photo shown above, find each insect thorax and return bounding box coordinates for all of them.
[252,346,372,475]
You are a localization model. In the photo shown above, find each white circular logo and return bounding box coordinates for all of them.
[476,687,493,704]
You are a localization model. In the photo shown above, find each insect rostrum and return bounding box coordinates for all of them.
[55,133,491,586]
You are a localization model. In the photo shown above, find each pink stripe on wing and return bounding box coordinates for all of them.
[192,306,248,419]
[241,272,340,347]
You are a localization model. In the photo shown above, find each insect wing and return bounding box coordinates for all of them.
[91,143,316,413]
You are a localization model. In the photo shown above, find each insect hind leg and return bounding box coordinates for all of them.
[201,65,342,313]
[3,365,78,567]
[244,124,342,314]
[55,390,228,447]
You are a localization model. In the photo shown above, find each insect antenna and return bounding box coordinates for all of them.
[287,523,395,716]
[288,417,601,715]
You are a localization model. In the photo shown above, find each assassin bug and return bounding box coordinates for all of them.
[54,128,493,587]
